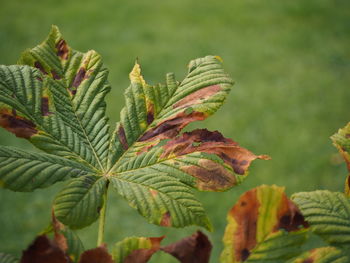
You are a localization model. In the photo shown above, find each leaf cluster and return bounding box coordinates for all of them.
[1,26,350,263]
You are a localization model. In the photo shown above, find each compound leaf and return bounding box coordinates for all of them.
[221,185,309,263]
[292,190,350,249]
[291,247,349,263]
[0,26,268,230]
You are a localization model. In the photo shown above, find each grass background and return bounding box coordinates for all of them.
[0,0,349,261]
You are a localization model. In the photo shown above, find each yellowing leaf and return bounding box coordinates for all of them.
[331,122,350,196]
[221,185,308,263]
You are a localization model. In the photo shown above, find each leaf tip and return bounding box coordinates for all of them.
[258,154,271,160]
[214,55,224,63]
[129,61,146,86]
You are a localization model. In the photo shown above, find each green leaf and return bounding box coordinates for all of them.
[110,172,211,229]
[53,175,107,228]
[0,253,18,263]
[221,185,309,263]
[113,236,163,263]
[331,122,350,196]
[292,190,350,248]
[0,146,90,191]
[291,247,349,263]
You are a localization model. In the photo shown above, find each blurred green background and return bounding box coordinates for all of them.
[0,0,349,262]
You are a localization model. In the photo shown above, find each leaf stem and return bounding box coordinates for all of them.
[97,182,109,246]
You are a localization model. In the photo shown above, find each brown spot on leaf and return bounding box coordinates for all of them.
[161,231,212,263]
[338,147,350,172]
[147,112,154,125]
[117,125,129,150]
[124,237,164,263]
[51,70,61,80]
[34,62,48,75]
[56,39,69,60]
[161,129,269,175]
[241,249,250,261]
[139,111,206,142]
[346,134,350,138]
[160,211,171,227]
[78,245,113,263]
[146,102,155,125]
[41,97,52,116]
[302,259,314,263]
[150,189,158,197]
[0,109,37,139]
[72,68,86,88]
[181,159,236,191]
[230,188,260,262]
[20,235,68,263]
[173,85,222,109]
[274,195,309,232]
[346,176,350,196]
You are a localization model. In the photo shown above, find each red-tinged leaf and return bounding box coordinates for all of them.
[331,122,350,196]
[51,212,84,263]
[162,231,212,263]
[161,129,270,176]
[113,236,164,263]
[51,211,69,252]
[124,237,163,263]
[138,111,207,142]
[78,246,113,263]
[221,185,308,263]
[20,235,68,263]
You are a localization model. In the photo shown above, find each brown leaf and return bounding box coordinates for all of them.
[162,231,212,263]
[124,237,163,263]
[20,235,69,263]
[230,188,260,261]
[51,211,68,253]
[78,246,113,263]
[274,194,309,232]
